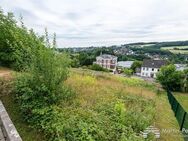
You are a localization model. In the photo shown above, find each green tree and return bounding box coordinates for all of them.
[52,32,57,48]
[0,9,46,70]
[44,27,50,48]
[131,61,142,73]
[181,69,188,92]
[78,53,95,66]
[156,64,183,91]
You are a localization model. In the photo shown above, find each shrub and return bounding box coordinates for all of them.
[156,64,183,91]
[14,46,75,139]
[123,68,133,77]
[89,64,109,72]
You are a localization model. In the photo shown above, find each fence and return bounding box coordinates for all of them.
[167,90,188,140]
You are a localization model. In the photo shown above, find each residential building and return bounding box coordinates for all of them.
[141,59,167,78]
[175,64,188,71]
[117,61,134,69]
[95,54,117,70]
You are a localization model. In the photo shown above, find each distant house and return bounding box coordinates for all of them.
[135,68,141,76]
[95,54,118,70]
[141,59,167,78]
[117,61,134,69]
[175,64,188,71]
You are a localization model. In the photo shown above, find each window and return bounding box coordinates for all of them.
[146,73,148,76]
[146,67,149,71]
[158,69,160,71]
[152,68,154,71]
[142,73,144,76]
[143,67,145,70]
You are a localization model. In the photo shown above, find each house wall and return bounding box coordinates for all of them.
[141,67,160,78]
[96,58,117,70]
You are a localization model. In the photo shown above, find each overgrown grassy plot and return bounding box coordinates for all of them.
[174,93,188,112]
[0,68,184,141]
[63,71,156,140]
[65,69,184,141]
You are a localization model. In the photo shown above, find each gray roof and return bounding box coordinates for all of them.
[97,54,117,59]
[142,59,167,68]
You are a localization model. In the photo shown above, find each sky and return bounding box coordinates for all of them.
[1,0,188,48]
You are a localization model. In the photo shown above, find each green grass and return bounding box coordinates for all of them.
[161,46,188,50]
[68,69,184,141]
[155,93,184,141]
[0,68,184,141]
[169,50,188,54]
[129,44,155,48]
[140,44,155,47]
[161,46,188,54]
[174,92,188,112]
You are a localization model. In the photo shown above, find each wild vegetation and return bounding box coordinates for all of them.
[156,64,188,92]
[0,8,186,141]
[174,92,188,112]
[0,8,74,140]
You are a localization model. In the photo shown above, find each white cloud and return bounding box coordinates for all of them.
[1,0,188,47]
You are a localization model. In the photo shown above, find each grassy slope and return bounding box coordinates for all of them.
[0,67,184,141]
[174,92,188,112]
[161,46,188,54]
[155,93,184,141]
[161,46,188,50]
[0,68,47,141]
[68,69,184,141]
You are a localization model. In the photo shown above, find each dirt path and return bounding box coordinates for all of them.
[0,68,12,80]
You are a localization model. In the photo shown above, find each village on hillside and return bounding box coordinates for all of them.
[94,53,188,79]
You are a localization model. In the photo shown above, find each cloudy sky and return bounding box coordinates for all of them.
[1,0,188,47]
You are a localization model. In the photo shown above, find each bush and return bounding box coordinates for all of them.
[89,64,109,72]
[14,43,75,140]
[123,68,133,77]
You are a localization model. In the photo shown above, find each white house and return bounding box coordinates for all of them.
[95,54,118,70]
[141,59,167,78]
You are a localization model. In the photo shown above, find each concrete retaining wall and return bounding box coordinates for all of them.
[0,101,22,141]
